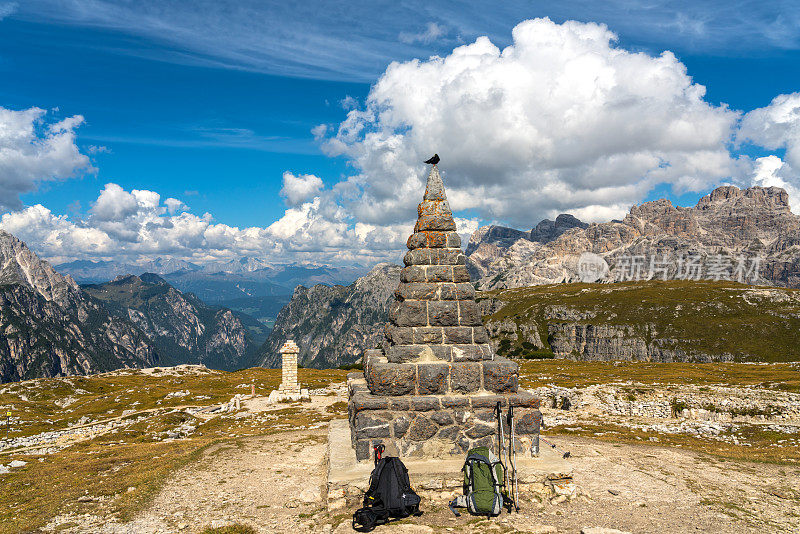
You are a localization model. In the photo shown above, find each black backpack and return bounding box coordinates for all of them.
[352,447,421,532]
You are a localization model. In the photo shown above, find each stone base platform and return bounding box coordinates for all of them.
[266,388,310,403]
[326,419,572,511]
[348,374,541,462]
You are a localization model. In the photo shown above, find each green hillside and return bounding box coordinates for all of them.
[480,280,800,362]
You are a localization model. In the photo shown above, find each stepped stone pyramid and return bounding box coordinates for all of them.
[347,165,541,462]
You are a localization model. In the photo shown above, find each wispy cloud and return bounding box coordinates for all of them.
[14,1,800,82]
[0,2,17,20]
[399,22,446,44]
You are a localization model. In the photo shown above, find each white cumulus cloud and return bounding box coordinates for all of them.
[279,172,325,207]
[324,17,741,227]
[0,107,94,212]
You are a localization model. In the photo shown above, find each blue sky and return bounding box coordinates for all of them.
[1,1,800,266]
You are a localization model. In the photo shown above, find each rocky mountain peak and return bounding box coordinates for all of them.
[530,213,588,243]
[0,229,80,306]
[697,185,791,212]
[467,185,800,289]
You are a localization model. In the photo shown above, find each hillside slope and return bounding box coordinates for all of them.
[481,280,800,362]
[259,263,400,368]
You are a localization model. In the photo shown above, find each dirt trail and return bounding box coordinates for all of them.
[43,427,800,533]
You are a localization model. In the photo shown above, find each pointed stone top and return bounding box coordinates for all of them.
[280,340,299,353]
[423,165,447,202]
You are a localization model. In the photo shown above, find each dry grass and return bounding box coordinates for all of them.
[0,367,347,533]
[519,360,800,391]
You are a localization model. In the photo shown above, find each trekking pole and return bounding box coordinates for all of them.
[496,402,511,512]
[507,406,519,512]
[540,435,571,459]
[495,403,508,486]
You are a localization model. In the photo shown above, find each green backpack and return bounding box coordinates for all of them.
[449,446,507,517]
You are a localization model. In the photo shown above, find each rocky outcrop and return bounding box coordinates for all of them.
[468,186,800,290]
[259,263,401,368]
[545,323,726,362]
[0,231,158,382]
[83,274,259,371]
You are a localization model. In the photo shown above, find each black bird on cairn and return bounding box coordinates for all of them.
[424,153,440,165]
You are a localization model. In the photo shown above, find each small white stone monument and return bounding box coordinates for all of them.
[267,339,310,403]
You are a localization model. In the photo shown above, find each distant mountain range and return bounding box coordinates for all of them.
[56,257,367,302]
[467,185,800,290]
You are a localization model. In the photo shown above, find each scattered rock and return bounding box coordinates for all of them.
[298,487,320,503]
[581,528,633,534]
[9,460,27,468]
[608,489,620,495]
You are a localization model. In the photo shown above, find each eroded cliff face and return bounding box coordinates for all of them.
[480,281,800,362]
[468,186,800,290]
[0,231,158,382]
[259,263,401,368]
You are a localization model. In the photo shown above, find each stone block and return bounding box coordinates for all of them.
[441,396,469,408]
[349,395,390,412]
[355,413,391,439]
[443,326,473,344]
[411,396,441,411]
[471,395,507,408]
[431,411,454,426]
[413,327,444,344]
[431,248,465,265]
[457,300,483,326]
[451,344,480,361]
[387,344,444,363]
[454,283,476,300]
[395,282,437,301]
[385,325,414,345]
[446,232,461,248]
[406,416,438,441]
[417,363,449,395]
[428,301,459,326]
[453,265,471,283]
[407,231,448,249]
[400,265,427,283]
[509,391,540,408]
[450,362,482,393]
[415,200,456,232]
[355,440,371,462]
[516,409,542,435]
[365,361,415,395]
[393,415,412,437]
[483,358,519,393]
[429,344,453,361]
[403,249,431,266]
[437,425,459,440]
[393,301,428,326]
[426,265,455,283]
[389,398,410,410]
[472,326,490,344]
[465,418,494,439]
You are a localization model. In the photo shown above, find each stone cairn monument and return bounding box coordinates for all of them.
[268,339,310,402]
[347,165,540,462]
